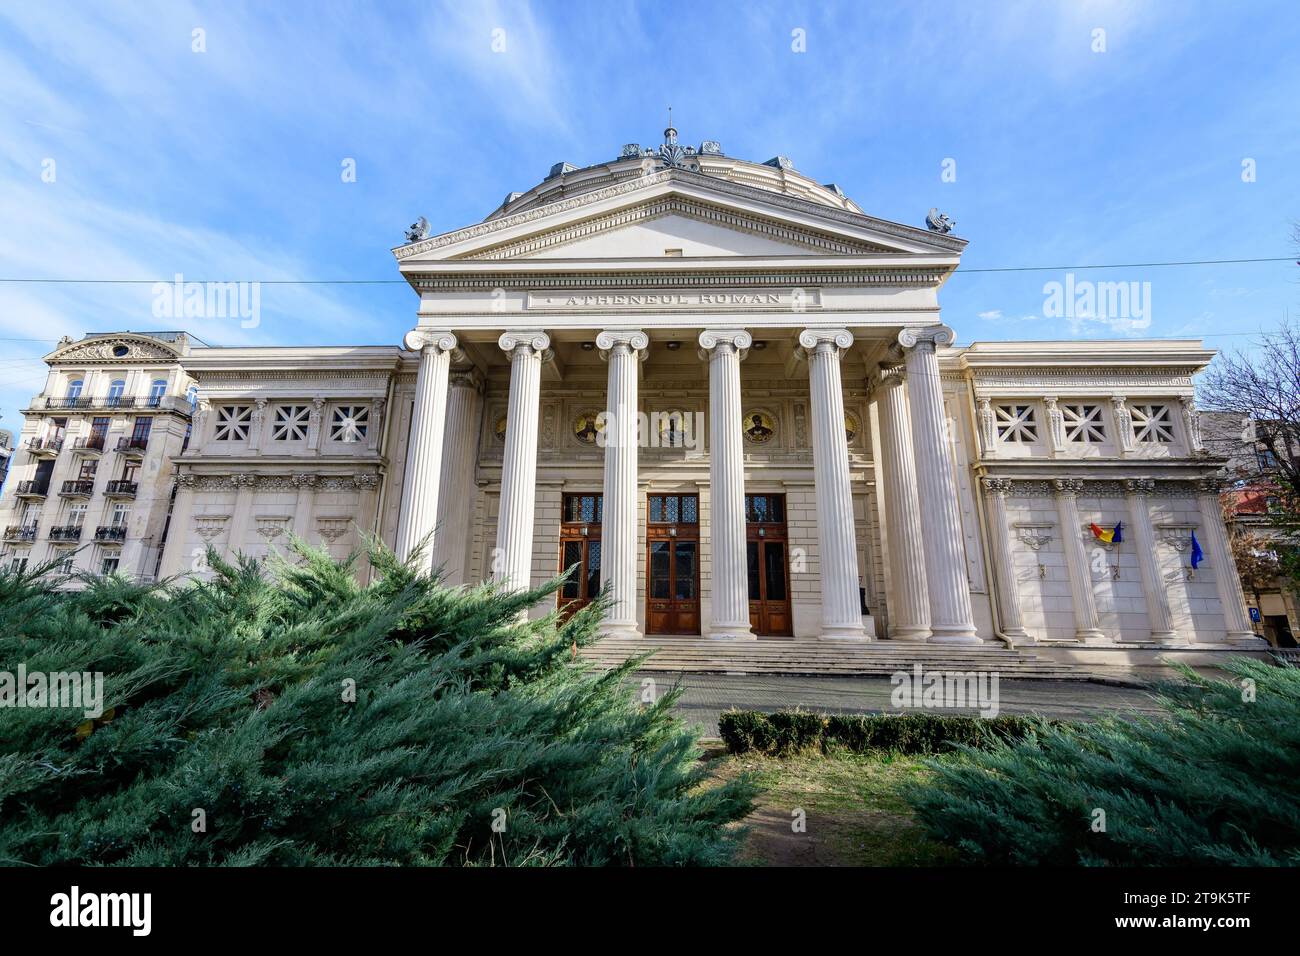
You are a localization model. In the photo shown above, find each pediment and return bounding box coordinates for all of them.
[395,167,966,265]
[48,334,181,365]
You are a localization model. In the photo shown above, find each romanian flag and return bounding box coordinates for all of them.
[1089,521,1123,545]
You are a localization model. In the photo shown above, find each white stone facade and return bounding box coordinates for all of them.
[0,139,1263,653]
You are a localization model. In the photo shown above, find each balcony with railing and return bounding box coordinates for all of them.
[15,480,49,498]
[59,479,95,497]
[71,435,107,456]
[2,525,38,542]
[49,524,83,541]
[34,395,192,416]
[104,479,139,498]
[95,525,127,542]
[116,436,149,457]
[24,437,63,457]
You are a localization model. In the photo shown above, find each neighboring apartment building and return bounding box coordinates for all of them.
[0,332,200,579]
[1202,410,1298,647]
[0,428,12,495]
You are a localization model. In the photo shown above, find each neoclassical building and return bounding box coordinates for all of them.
[0,130,1263,661]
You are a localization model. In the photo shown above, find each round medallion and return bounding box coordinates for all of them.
[657,409,692,448]
[845,411,861,444]
[493,415,508,442]
[572,410,604,446]
[743,410,777,445]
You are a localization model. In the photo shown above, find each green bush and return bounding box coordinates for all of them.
[904,658,1300,865]
[0,541,755,866]
[718,709,1050,756]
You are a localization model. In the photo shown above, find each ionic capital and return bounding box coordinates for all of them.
[497,330,550,356]
[797,327,854,356]
[448,366,485,392]
[596,329,649,362]
[403,328,458,354]
[897,325,956,353]
[697,328,752,361]
[982,477,1015,496]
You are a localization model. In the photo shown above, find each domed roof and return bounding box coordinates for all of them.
[485,127,863,222]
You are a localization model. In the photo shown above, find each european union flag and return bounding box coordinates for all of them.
[1190,530,1204,569]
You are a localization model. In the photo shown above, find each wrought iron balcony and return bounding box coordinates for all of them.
[116,436,149,456]
[49,525,83,541]
[71,435,107,454]
[95,525,127,542]
[2,526,38,542]
[15,480,49,498]
[59,479,94,497]
[24,437,63,457]
[43,397,93,410]
[104,479,139,498]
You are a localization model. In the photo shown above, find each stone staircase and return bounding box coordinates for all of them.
[581,635,1085,680]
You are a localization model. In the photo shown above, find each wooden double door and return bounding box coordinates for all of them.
[646,493,701,635]
[746,494,793,637]
[557,493,602,622]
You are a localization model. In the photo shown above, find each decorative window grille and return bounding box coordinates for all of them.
[995,404,1039,443]
[214,406,252,441]
[1131,404,1176,443]
[330,405,369,443]
[271,405,310,442]
[1062,404,1106,443]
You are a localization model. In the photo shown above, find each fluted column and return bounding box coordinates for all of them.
[1124,479,1179,643]
[1053,478,1107,643]
[432,366,484,586]
[596,330,649,636]
[493,330,550,595]
[875,371,930,640]
[981,478,1031,643]
[898,326,980,643]
[393,329,457,567]
[800,328,866,640]
[1197,478,1263,645]
[698,329,754,640]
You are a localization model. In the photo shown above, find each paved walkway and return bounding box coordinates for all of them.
[641,672,1165,737]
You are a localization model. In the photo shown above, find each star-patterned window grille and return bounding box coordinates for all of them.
[271,405,310,442]
[995,404,1039,443]
[330,405,370,443]
[1062,404,1107,443]
[1131,403,1175,443]
[213,405,252,441]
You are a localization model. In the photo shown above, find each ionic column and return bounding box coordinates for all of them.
[698,329,754,640]
[875,372,931,640]
[1196,478,1263,645]
[800,328,866,640]
[898,326,980,643]
[981,477,1031,643]
[597,330,649,636]
[432,366,484,586]
[1124,479,1179,643]
[492,330,550,594]
[1053,478,1108,643]
[393,329,458,567]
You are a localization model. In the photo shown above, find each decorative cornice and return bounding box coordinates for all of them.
[393,167,967,261]
[462,196,891,260]
[178,472,381,492]
[411,268,947,293]
[986,477,1204,499]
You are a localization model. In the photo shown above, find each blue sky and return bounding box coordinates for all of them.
[1,0,1298,436]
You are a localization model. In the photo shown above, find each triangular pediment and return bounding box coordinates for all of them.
[394,167,966,265]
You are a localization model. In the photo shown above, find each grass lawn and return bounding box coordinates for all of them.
[705,746,960,866]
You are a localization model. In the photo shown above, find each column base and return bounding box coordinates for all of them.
[999,627,1034,646]
[928,623,983,645]
[887,626,932,642]
[1078,629,1111,645]
[1226,631,1268,647]
[708,623,757,641]
[818,623,870,641]
[1149,629,1182,644]
[599,622,642,640]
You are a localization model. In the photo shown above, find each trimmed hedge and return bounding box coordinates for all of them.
[718,709,1055,756]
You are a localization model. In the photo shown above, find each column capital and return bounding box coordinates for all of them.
[1197,476,1225,495]
[1124,478,1157,496]
[497,329,550,356]
[448,366,484,392]
[797,327,854,355]
[897,324,956,352]
[1052,478,1087,497]
[982,476,1014,496]
[596,329,649,361]
[697,328,752,360]
[403,328,458,353]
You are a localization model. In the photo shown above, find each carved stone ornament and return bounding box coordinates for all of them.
[316,517,349,542]
[1158,525,1196,552]
[194,515,229,541]
[1015,524,1054,550]
[255,516,291,542]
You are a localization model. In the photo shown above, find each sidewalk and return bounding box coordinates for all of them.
[645,672,1165,738]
